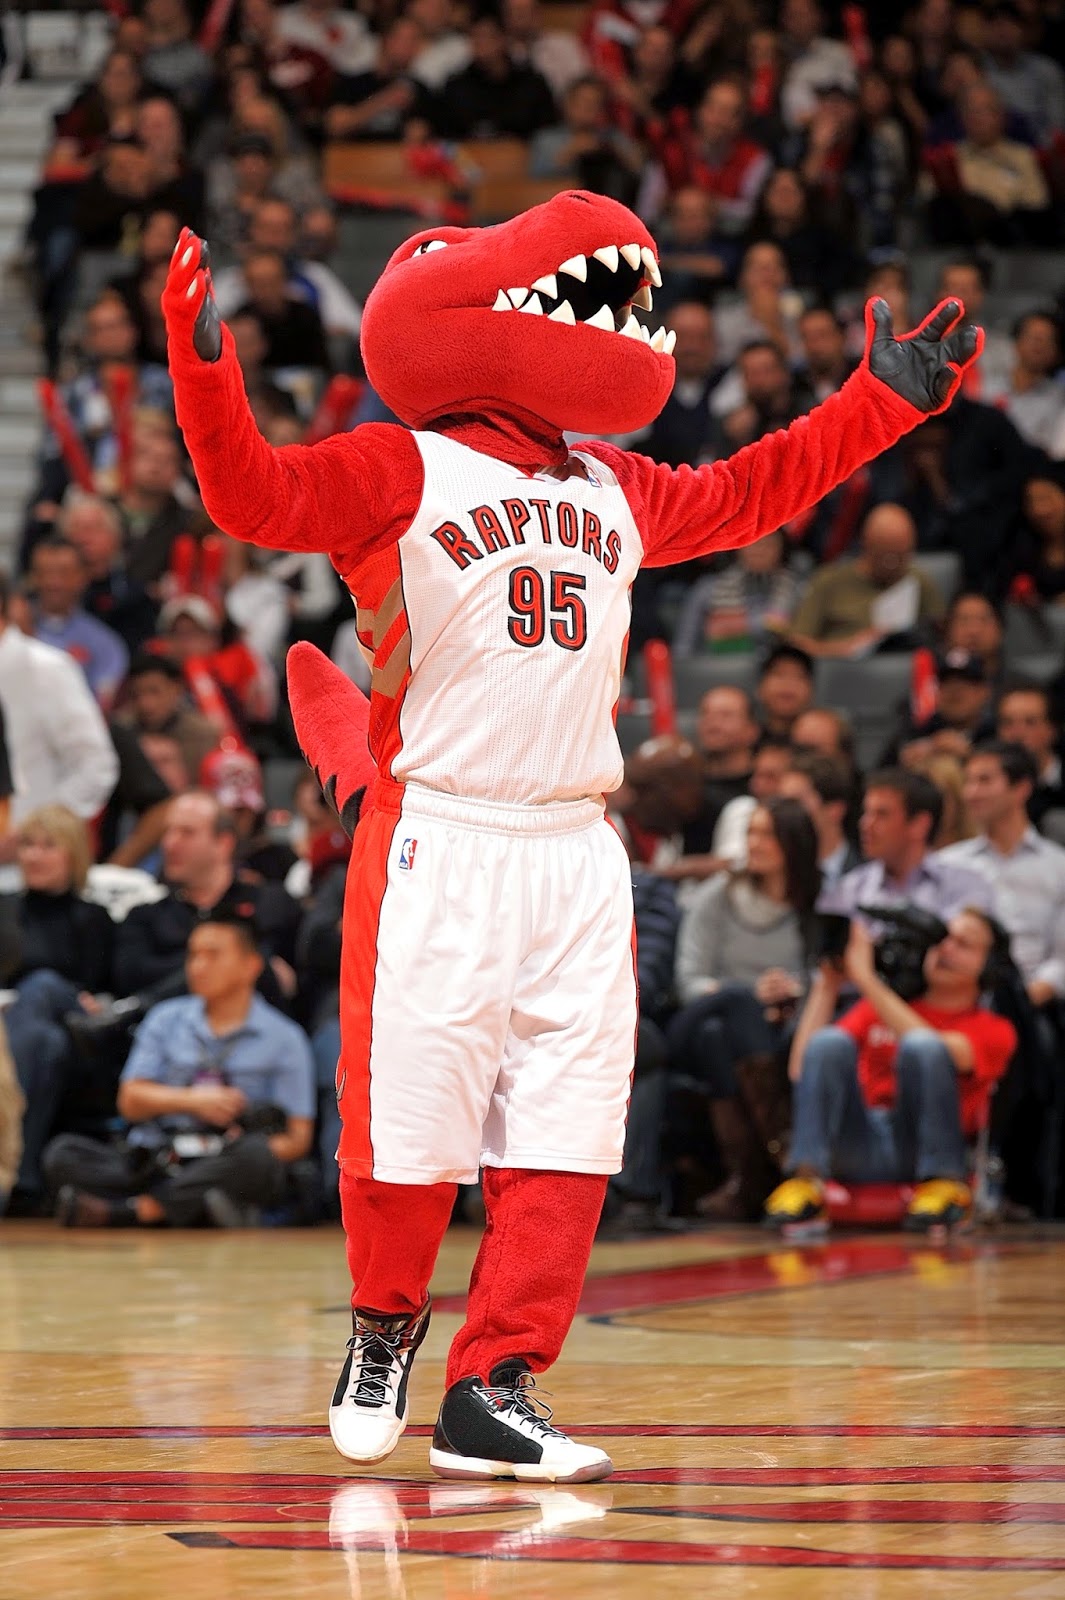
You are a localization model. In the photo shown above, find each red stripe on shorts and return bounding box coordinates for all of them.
[336,803,396,1174]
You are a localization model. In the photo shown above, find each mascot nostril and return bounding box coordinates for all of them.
[161,196,984,1484]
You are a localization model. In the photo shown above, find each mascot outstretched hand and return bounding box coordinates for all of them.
[163,192,981,1484]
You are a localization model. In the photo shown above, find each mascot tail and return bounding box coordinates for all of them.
[287,641,376,838]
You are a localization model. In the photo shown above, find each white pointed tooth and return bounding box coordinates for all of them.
[507,287,529,307]
[633,284,653,311]
[519,293,544,315]
[641,247,662,287]
[620,243,642,271]
[558,254,587,283]
[663,329,676,356]
[531,273,557,298]
[592,244,619,273]
[639,322,651,344]
[585,304,615,332]
[492,289,511,310]
[650,327,667,353]
[619,313,642,340]
[548,299,576,324]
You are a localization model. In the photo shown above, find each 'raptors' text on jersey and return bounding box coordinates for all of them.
[344,433,643,807]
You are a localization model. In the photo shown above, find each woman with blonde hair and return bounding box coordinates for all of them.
[2,805,114,1215]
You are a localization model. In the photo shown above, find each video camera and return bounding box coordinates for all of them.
[818,903,949,1002]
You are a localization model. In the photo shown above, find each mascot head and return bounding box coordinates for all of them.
[360,190,676,437]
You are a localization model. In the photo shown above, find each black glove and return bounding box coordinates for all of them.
[865,297,982,414]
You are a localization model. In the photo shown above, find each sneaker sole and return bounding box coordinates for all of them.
[428,1447,614,1484]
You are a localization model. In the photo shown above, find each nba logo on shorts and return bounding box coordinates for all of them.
[398,837,418,871]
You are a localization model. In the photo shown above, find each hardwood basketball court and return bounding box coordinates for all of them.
[2,1221,1063,1598]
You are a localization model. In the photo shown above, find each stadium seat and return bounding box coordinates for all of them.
[616,709,653,754]
[814,654,913,770]
[457,140,529,183]
[913,551,961,605]
[1007,651,1061,685]
[323,144,453,213]
[671,653,758,709]
[470,176,570,223]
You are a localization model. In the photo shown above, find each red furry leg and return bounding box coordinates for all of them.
[339,1169,456,1314]
[445,1168,608,1387]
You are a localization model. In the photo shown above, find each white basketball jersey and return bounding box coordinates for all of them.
[356,430,644,807]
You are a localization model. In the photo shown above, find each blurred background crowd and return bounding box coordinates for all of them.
[0,0,1063,1234]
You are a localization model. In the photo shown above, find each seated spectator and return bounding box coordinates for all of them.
[0,572,118,830]
[324,16,433,144]
[779,749,860,886]
[635,301,723,467]
[943,590,1005,685]
[797,305,858,402]
[709,733,795,870]
[219,536,290,668]
[694,684,759,830]
[528,75,643,201]
[779,0,857,132]
[134,95,205,230]
[867,399,1028,594]
[669,797,820,1219]
[113,207,183,364]
[981,0,1065,147]
[35,292,173,507]
[238,0,335,129]
[28,536,129,711]
[706,339,814,453]
[942,741,1065,1011]
[982,312,1065,455]
[606,22,698,145]
[201,746,296,884]
[234,247,330,374]
[713,241,805,366]
[142,0,214,112]
[407,0,471,92]
[819,766,993,924]
[927,81,1052,246]
[651,77,771,236]
[157,593,278,731]
[923,44,1036,153]
[788,503,944,658]
[503,0,590,102]
[655,187,739,309]
[0,1028,23,1218]
[756,640,815,739]
[935,257,1013,398]
[765,911,1015,1230]
[745,168,850,296]
[1015,472,1065,604]
[882,649,996,766]
[791,705,858,777]
[62,492,158,654]
[121,653,220,794]
[613,734,719,892]
[45,913,314,1228]
[996,684,1065,829]
[119,420,195,587]
[842,256,911,361]
[1,806,115,1214]
[905,747,973,848]
[672,531,803,658]
[435,14,556,141]
[795,77,908,255]
[71,138,154,257]
[113,790,301,1010]
[45,48,144,166]
[205,116,322,257]
[275,0,378,77]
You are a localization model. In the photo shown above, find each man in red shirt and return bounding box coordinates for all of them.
[765,909,1016,1231]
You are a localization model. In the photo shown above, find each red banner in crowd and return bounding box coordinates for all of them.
[37,379,95,491]
[304,375,365,445]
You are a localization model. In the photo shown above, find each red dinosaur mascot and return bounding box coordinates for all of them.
[162,191,980,1484]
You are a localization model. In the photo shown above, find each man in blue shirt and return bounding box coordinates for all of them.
[44,914,315,1227]
[30,535,129,710]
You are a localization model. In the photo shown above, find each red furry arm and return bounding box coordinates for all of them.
[168,325,423,557]
[583,365,922,568]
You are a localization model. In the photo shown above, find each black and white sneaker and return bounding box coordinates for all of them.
[429,1359,613,1483]
[328,1299,431,1463]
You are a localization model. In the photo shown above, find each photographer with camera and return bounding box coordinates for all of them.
[764,908,1016,1233]
[42,913,315,1228]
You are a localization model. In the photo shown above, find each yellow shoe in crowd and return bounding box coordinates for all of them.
[905,1179,972,1232]
[763,1176,827,1233]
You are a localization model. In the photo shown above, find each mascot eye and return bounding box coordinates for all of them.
[413,240,449,257]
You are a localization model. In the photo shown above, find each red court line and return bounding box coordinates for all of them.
[172,1528,1065,1570]
[637,1500,1065,1524]
[433,1238,981,1317]
[6,1422,1064,1441]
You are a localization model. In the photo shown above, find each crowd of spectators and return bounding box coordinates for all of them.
[1,0,1065,1231]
